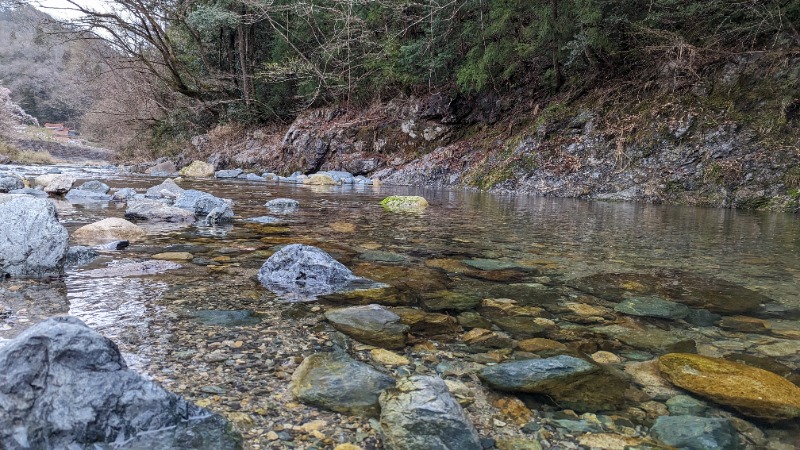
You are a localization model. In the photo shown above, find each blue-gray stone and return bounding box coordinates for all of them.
[245,173,265,181]
[0,175,24,192]
[215,169,243,178]
[145,178,184,199]
[379,376,482,450]
[245,216,283,224]
[65,246,99,267]
[479,355,597,392]
[111,187,137,201]
[191,310,261,327]
[65,189,112,202]
[666,395,708,416]
[291,351,395,417]
[258,244,382,299]
[76,180,110,194]
[8,187,47,197]
[650,416,740,450]
[174,189,234,223]
[265,198,299,213]
[0,316,242,449]
[614,296,690,320]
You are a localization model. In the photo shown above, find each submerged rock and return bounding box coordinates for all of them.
[658,353,800,420]
[291,352,395,417]
[0,316,242,449]
[72,218,146,244]
[568,271,767,314]
[65,189,111,202]
[258,244,382,299]
[179,160,215,177]
[479,355,631,411]
[245,215,283,224]
[614,296,690,320]
[325,304,410,349]
[265,197,300,213]
[0,195,69,278]
[379,376,482,450]
[380,195,429,212]
[650,416,741,450]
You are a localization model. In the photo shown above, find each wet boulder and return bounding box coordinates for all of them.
[0,195,69,278]
[0,316,242,449]
[125,198,196,223]
[174,189,234,223]
[291,351,395,417]
[43,174,75,195]
[658,353,800,420]
[72,218,146,244]
[0,175,23,192]
[258,244,382,299]
[145,160,177,176]
[215,168,243,178]
[325,304,410,349]
[379,376,482,450]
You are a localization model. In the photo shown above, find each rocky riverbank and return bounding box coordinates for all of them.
[131,53,800,212]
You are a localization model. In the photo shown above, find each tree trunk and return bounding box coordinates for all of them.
[551,0,564,89]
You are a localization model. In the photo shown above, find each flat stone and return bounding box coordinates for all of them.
[174,190,234,223]
[72,218,146,244]
[265,198,299,213]
[325,304,409,349]
[125,198,196,223]
[191,310,261,327]
[480,355,631,411]
[517,338,567,354]
[291,352,395,417]
[215,169,243,178]
[650,416,740,450]
[624,359,682,400]
[463,259,530,271]
[379,376,482,450]
[718,316,771,333]
[659,353,800,420]
[595,325,696,354]
[421,290,482,311]
[245,216,284,224]
[614,296,690,320]
[462,328,515,351]
[666,395,708,416]
[152,252,193,261]
[370,348,410,366]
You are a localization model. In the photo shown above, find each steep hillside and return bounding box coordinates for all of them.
[0,4,106,127]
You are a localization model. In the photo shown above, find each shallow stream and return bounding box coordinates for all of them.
[2,163,799,449]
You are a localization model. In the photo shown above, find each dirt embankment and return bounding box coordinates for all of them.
[163,53,800,211]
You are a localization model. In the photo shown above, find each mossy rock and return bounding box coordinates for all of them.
[658,353,800,420]
[380,196,429,212]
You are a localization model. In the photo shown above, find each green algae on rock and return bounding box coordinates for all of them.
[658,353,800,420]
[379,195,429,212]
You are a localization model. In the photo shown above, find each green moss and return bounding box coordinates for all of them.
[380,195,429,212]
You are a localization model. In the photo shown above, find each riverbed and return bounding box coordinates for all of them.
[2,163,799,449]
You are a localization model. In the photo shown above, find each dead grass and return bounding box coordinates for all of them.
[0,141,55,165]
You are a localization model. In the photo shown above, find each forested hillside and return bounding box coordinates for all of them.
[0,4,110,127]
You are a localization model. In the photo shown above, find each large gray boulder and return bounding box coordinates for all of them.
[379,376,482,450]
[0,195,68,278]
[75,180,111,194]
[325,304,409,349]
[0,316,242,449]
[174,189,234,223]
[291,352,395,417]
[258,244,382,299]
[125,198,196,223]
[0,175,23,192]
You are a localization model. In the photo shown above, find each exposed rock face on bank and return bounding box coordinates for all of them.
[158,55,800,211]
[0,316,241,449]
